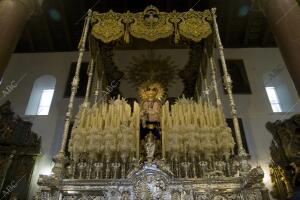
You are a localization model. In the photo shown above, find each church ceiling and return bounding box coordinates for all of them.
[15,0,276,53]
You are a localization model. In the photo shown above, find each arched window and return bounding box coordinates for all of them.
[265,86,282,113]
[25,75,56,115]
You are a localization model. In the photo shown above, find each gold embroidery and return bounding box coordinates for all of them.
[92,11,124,43]
[91,6,213,43]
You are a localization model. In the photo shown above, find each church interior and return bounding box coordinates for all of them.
[0,0,300,199]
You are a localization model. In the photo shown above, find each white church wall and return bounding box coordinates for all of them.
[218,48,300,191]
[0,52,89,199]
[1,48,299,199]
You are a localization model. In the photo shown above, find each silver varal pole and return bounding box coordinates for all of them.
[69,59,94,158]
[94,71,104,103]
[94,79,100,103]
[52,10,92,178]
[83,59,95,107]
[203,78,210,104]
[211,8,247,157]
[209,56,222,107]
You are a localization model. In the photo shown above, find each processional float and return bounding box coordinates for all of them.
[36,6,270,200]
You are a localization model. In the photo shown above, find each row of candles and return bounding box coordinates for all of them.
[70,97,234,162]
[69,97,139,158]
[75,97,226,132]
[161,98,226,128]
[165,126,235,157]
[76,97,135,130]
[161,98,234,158]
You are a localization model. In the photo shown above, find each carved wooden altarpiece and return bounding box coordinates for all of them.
[267,115,300,200]
[0,101,41,200]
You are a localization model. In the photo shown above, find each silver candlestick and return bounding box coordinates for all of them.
[86,161,93,179]
[120,152,128,179]
[66,164,75,179]
[181,161,191,178]
[112,162,121,179]
[94,162,104,179]
[198,161,208,178]
[105,163,111,179]
[78,161,87,179]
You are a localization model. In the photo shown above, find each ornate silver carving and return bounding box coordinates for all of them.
[37,164,269,200]
[144,132,156,163]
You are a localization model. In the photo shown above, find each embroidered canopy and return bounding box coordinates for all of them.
[90,5,213,44]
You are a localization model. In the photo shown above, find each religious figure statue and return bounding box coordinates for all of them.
[144,132,156,163]
[153,177,166,199]
[138,81,164,139]
[138,81,164,161]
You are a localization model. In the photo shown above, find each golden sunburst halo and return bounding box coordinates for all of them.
[138,81,165,100]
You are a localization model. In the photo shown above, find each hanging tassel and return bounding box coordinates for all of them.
[174,24,180,44]
[124,23,130,44]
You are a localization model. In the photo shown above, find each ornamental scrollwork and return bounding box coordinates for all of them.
[130,5,174,42]
[91,11,125,44]
[133,172,168,199]
[178,9,212,43]
[91,6,213,43]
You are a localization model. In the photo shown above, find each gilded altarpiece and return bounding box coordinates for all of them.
[0,101,41,200]
[267,115,300,200]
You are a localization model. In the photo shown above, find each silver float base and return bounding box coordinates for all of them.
[36,163,270,200]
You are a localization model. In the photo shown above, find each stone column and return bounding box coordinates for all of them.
[0,0,39,80]
[258,0,300,96]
